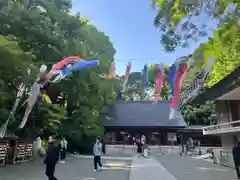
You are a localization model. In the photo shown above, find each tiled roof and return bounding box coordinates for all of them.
[102,101,187,127]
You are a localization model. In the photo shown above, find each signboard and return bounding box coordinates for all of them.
[127,84,138,90]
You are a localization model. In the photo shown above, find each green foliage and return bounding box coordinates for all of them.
[150,0,240,125]
[151,0,240,51]
[181,101,216,125]
[122,72,149,100]
[0,35,37,126]
[35,103,65,134]
[187,25,240,87]
[121,64,171,101]
[146,63,216,125]
[0,0,116,149]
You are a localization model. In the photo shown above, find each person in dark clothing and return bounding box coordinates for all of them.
[44,137,60,180]
[101,139,106,154]
[233,142,240,179]
[134,139,143,157]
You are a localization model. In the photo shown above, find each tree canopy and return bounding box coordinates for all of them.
[151,0,240,87]
[1,0,238,145]
[151,0,239,51]
[150,0,240,125]
[0,0,117,148]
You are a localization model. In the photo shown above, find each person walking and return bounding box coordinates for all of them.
[143,142,148,157]
[134,139,143,157]
[44,136,60,180]
[233,142,240,179]
[60,137,67,163]
[93,139,103,172]
[101,139,106,155]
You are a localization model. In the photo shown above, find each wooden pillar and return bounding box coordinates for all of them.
[162,130,167,145]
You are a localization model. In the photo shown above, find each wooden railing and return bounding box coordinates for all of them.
[203,120,240,135]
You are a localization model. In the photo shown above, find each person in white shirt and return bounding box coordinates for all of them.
[60,137,67,163]
[93,139,103,172]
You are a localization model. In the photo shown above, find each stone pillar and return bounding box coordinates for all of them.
[221,134,234,150]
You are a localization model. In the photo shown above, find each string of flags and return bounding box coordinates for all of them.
[0,54,215,138]
[116,55,215,120]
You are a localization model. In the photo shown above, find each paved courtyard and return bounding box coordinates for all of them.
[0,156,131,180]
[0,154,237,180]
[154,155,236,180]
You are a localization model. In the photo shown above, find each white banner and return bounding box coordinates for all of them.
[180,57,215,106]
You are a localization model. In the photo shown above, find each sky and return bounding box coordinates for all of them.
[71,0,218,75]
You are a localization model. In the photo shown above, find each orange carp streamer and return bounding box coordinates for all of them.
[152,64,165,104]
[98,62,116,80]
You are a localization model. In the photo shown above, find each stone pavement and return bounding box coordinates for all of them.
[155,154,237,180]
[0,154,237,180]
[73,154,134,161]
[0,156,131,180]
[129,156,177,180]
[129,154,237,180]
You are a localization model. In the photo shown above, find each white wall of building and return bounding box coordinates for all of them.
[215,101,234,149]
[216,100,231,124]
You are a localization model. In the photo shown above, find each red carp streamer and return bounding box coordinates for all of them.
[169,57,193,119]
[171,57,194,107]
[47,56,81,79]
[152,64,165,104]
[122,62,132,92]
